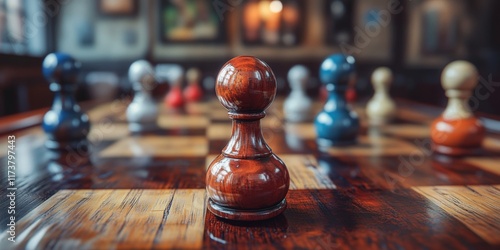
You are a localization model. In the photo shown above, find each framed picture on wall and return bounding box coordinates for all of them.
[98,0,138,17]
[324,0,354,45]
[0,0,47,55]
[405,0,470,66]
[240,0,305,46]
[158,0,225,44]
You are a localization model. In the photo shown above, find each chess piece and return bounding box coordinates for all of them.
[345,86,357,103]
[183,67,204,102]
[431,61,485,155]
[126,60,159,132]
[315,54,360,147]
[319,85,328,102]
[164,66,184,108]
[366,67,397,125]
[283,65,313,122]
[206,56,290,221]
[42,52,90,151]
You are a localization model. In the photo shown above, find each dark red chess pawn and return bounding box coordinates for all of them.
[164,80,185,108]
[345,86,357,103]
[431,61,485,156]
[206,56,290,221]
[319,85,328,102]
[183,68,204,102]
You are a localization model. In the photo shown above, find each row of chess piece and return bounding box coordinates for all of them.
[283,63,395,125]
[40,52,485,221]
[285,54,485,156]
[126,61,206,133]
[41,52,484,158]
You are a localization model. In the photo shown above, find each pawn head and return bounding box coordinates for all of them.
[371,67,393,89]
[42,52,81,85]
[216,56,276,113]
[319,53,356,88]
[441,60,478,91]
[288,65,309,90]
[129,60,155,91]
[186,68,201,84]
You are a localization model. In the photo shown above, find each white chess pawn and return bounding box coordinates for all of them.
[126,60,159,132]
[440,61,477,120]
[284,65,313,122]
[367,67,397,125]
[430,61,485,155]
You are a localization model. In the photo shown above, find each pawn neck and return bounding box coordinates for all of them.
[324,90,348,112]
[374,87,390,99]
[443,90,472,119]
[222,112,272,159]
[50,83,80,111]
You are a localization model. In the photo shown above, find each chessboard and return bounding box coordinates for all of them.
[1,97,499,249]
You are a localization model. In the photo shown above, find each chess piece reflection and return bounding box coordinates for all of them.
[47,149,93,187]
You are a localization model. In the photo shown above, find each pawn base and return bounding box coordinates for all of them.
[432,144,482,156]
[208,199,287,221]
[317,138,357,148]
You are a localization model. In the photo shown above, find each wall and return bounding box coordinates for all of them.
[56,0,149,62]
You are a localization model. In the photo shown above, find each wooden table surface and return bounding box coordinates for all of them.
[0,98,499,250]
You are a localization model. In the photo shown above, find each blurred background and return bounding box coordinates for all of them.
[0,0,499,117]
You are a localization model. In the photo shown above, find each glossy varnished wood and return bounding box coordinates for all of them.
[0,189,207,249]
[413,185,500,244]
[0,97,499,249]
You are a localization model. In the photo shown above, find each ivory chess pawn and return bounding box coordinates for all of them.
[42,53,90,151]
[164,66,185,108]
[206,56,290,221]
[315,54,360,147]
[183,68,204,102]
[126,60,159,132]
[284,65,313,122]
[367,67,397,125]
[431,61,485,155]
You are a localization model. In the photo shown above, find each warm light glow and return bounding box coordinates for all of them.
[269,0,283,13]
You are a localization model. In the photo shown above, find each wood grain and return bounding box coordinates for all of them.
[0,189,206,249]
[204,189,493,249]
[100,136,208,157]
[89,123,129,141]
[464,158,500,176]
[484,137,500,153]
[325,135,423,157]
[158,115,209,129]
[413,185,500,244]
[207,123,232,140]
[1,96,499,249]
[379,124,430,139]
[280,154,336,190]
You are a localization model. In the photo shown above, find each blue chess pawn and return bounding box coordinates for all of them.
[42,52,90,151]
[315,54,360,147]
